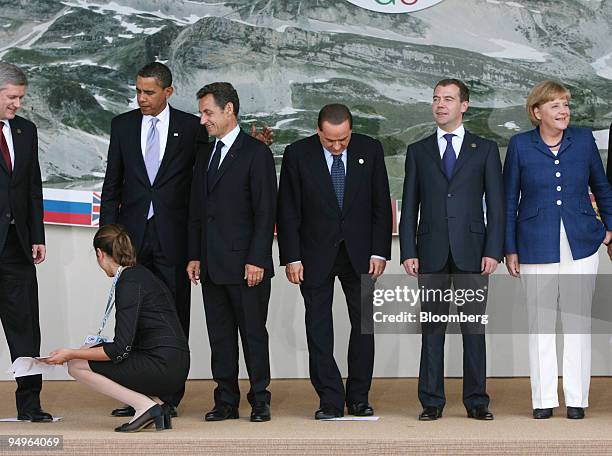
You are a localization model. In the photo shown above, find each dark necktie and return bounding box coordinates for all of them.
[331,154,345,209]
[0,123,12,176]
[207,140,224,191]
[442,133,457,179]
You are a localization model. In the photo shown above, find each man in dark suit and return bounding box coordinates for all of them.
[277,104,392,419]
[0,62,52,422]
[100,62,200,415]
[399,79,504,421]
[186,82,277,423]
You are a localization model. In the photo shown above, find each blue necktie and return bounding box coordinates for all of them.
[207,140,224,191]
[442,133,457,179]
[331,154,345,209]
[144,117,160,218]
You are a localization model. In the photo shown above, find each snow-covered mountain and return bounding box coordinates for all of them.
[0,0,610,196]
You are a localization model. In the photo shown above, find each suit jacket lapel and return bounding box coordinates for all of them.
[530,128,557,159]
[154,106,180,184]
[130,110,150,183]
[451,130,478,179]
[307,138,341,215]
[425,133,446,179]
[556,129,573,157]
[208,129,243,191]
[8,118,25,179]
[342,142,365,215]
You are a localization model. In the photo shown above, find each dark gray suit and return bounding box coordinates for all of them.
[399,129,504,410]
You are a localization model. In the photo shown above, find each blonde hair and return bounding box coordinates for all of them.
[526,80,571,126]
[93,224,137,267]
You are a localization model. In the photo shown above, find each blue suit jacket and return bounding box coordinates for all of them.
[504,127,612,263]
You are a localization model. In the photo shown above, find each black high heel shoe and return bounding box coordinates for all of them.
[114,404,164,433]
[161,403,173,430]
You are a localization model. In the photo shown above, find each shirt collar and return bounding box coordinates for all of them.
[323,147,346,160]
[0,119,8,129]
[143,103,170,124]
[217,124,241,150]
[437,124,465,141]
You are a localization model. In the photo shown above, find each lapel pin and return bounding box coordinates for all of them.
[16,129,21,134]
[471,143,477,148]
[173,132,179,137]
[358,158,364,164]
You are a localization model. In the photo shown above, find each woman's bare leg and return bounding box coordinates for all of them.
[67,359,156,423]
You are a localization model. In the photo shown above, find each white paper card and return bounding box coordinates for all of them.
[7,357,59,378]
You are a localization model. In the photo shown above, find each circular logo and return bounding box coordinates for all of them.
[345,0,444,13]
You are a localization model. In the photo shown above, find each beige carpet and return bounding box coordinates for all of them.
[1,378,612,455]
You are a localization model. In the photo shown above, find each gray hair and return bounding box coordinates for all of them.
[0,62,27,89]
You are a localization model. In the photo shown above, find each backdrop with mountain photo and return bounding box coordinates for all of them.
[1,0,611,205]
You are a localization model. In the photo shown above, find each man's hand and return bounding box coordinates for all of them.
[245,264,264,287]
[285,262,304,284]
[186,260,201,285]
[481,257,498,275]
[604,230,612,246]
[31,244,45,264]
[369,258,386,279]
[42,348,73,365]
[250,124,274,146]
[402,258,419,277]
[608,244,612,262]
[505,254,520,277]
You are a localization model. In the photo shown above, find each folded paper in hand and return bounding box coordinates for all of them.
[8,357,57,378]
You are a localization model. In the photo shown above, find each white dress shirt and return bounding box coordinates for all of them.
[436,124,465,158]
[1,119,15,171]
[141,104,170,162]
[209,124,241,170]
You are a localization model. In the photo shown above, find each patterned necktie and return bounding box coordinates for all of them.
[442,133,457,179]
[207,140,224,192]
[0,122,12,176]
[144,117,160,218]
[331,153,345,209]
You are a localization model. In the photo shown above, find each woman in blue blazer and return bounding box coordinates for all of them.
[504,81,612,420]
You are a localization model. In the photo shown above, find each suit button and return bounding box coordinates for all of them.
[555,172,561,178]
[447,193,452,198]
[5,213,10,219]
[554,160,560,165]
[556,200,562,206]
[557,186,562,192]
[116,356,122,361]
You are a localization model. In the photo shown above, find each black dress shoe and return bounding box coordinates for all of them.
[17,408,53,422]
[533,408,553,419]
[467,405,494,420]
[111,405,135,417]
[567,407,585,419]
[250,402,271,422]
[418,406,443,421]
[204,403,239,421]
[347,402,374,417]
[314,405,344,420]
[115,404,164,433]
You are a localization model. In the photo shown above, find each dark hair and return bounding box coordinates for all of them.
[317,104,353,130]
[93,224,137,267]
[434,78,470,103]
[196,82,240,117]
[137,62,173,89]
